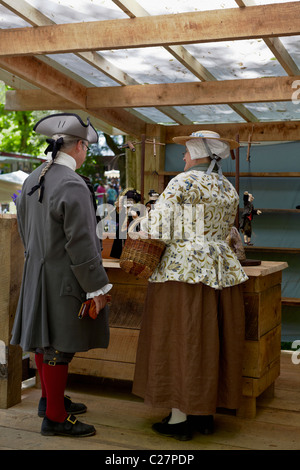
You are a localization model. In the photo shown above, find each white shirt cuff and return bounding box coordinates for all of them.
[86,283,113,299]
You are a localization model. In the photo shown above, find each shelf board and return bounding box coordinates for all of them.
[282,297,300,307]
[239,208,300,213]
[158,171,300,177]
[225,172,300,177]
[245,246,300,254]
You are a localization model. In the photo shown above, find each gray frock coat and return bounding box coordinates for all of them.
[11,161,110,353]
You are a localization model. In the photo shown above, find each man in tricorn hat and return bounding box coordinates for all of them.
[11,113,111,437]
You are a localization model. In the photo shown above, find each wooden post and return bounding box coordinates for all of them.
[0,214,23,408]
[235,134,240,229]
[143,124,166,201]
[140,134,146,203]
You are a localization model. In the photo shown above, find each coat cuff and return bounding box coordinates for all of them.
[70,254,109,293]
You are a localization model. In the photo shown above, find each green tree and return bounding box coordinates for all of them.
[0,84,46,156]
[0,82,125,182]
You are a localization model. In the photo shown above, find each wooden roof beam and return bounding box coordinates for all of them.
[0,0,192,125]
[165,121,300,143]
[7,75,300,109]
[84,76,299,108]
[235,0,300,76]
[0,3,299,56]
[0,55,146,136]
[112,0,257,123]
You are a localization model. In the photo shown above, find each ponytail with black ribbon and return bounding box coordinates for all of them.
[27,137,64,203]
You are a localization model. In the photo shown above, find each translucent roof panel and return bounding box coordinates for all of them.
[99,47,201,85]
[0,0,300,130]
[280,36,300,69]
[172,105,246,124]
[137,0,239,14]
[244,102,300,121]
[26,0,128,23]
[184,40,288,80]
[0,5,31,27]
[45,54,121,87]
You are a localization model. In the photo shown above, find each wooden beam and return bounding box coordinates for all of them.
[85,76,300,108]
[0,56,146,136]
[5,89,73,110]
[10,84,299,142]
[0,3,299,56]
[235,0,300,76]
[112,0,257,123]
[9,74,299,111]
[0,56,87,108]
[0,0,193,126]
[165,122,300,143]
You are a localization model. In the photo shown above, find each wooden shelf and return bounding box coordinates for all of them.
[282,297,300,307]
[225,172,300,178]
[239,208,300,213]
[245,246,300,254]
[157,171,300,177]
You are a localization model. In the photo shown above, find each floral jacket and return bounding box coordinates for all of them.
[144,164,248,289]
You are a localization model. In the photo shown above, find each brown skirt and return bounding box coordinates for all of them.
[132,281,245,415]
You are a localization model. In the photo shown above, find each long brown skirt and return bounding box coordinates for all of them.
[132,281,245,415]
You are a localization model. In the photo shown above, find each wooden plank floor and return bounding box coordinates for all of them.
[0,351,300,451]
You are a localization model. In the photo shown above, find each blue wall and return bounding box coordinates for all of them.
[165,141,300,340]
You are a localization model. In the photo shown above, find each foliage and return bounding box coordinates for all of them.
[0,82,126,184]
[0,85,47,156]
[76,133,125,186]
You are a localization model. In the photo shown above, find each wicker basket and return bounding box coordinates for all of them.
[120,236,165,279]
[119,217,166,278]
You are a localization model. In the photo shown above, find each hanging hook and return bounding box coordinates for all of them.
[247,125,254,162]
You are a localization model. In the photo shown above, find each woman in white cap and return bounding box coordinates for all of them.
[11,113,112,438]
[132,130,248,441]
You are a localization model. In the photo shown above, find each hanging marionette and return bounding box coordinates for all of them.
[240,191,262,245]
[145,189,160,212]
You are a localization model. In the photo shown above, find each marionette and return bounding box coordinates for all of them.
[109,188,141,258]
[145,189,160,212]
[239,191,262,245]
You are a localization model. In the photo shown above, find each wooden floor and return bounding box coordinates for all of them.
[0,351,300,451]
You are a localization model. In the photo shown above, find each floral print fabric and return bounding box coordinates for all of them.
[145,167,248,289]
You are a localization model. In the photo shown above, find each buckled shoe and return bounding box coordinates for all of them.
[38,395,87,417]
[41,414,96,437]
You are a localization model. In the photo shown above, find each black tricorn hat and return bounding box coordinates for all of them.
[34,113,98,143]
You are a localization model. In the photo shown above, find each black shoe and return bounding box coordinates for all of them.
[152,415,192,441]
[41,414,96,437]
[38,395,87,417]
[187,414,214,435]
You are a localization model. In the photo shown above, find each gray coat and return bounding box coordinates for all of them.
[11,161,110,353]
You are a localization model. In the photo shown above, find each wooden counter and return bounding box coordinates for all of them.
[0,215,23,409]
[70,259,288,418]
[0,215,288,416]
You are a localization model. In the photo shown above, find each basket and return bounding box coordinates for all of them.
[119,218,165,279]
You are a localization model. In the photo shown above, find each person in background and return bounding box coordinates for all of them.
[96,180,106,205]
[11,113,112,438]
[132,130,248,441]
[106,183,117,205]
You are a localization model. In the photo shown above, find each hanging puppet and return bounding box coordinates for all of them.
[240,191,262,245]
[145,189,160,212]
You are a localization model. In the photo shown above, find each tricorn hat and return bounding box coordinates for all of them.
[172,130,239,150]
[34,113,98,144]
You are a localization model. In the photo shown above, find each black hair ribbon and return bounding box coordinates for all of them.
[27,137,64,202]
